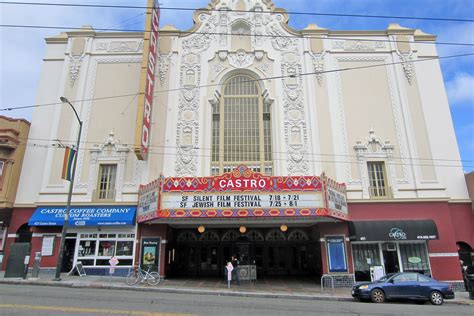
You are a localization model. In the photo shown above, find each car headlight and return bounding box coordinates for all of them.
[359,285,369,289]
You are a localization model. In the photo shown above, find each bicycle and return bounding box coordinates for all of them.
[125,266,161,286]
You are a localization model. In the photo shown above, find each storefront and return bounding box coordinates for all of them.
[349,220,438,281]
[27,205,137,276]
[137,166,350,280]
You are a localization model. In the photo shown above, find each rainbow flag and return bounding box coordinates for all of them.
[61,146,76,181]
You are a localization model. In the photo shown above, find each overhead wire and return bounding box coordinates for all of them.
[1,24,474,48]
[15,136,474,164]
[2,51,474,112]
[1,1,473,23]
[16,141,474,169]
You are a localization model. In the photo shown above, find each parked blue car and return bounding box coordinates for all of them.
[351,272,455,305]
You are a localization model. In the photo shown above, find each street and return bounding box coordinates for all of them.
[0,284,471,316]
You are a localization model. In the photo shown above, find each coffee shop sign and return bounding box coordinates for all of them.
[389,228,407,240]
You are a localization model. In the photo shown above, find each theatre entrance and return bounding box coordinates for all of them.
[166,227,322,279]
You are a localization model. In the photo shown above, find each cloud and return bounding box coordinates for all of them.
[446,73,474,105]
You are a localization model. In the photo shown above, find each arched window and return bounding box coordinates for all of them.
[288,230,309,241]
[177,231,197,242]
[199,231,220,242]
[265,230,286,241]
[211,75,273,175]
[245,230,264,242]
[16,223,32,243]
[222,230,239,242]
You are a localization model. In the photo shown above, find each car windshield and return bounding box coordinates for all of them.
[375,273,395,282]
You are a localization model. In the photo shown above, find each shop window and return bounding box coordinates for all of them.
[78,240,97,257]
[116,241,133,256]
[95,164,117,200]
[399,243,430,275]
[76,232,135,267]
[98,240,116,257]
[326,236,347,272]
[352,243,382,282]
[367,161,390,198]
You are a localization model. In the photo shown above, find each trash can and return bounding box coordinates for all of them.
[468,274,474,300]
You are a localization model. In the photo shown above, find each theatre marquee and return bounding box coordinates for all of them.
[137,166,348,223]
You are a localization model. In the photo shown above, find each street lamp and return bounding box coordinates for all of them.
[54,97,83,281]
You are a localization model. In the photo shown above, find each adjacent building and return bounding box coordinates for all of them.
[0,116,30,269]
[3,0,472,288]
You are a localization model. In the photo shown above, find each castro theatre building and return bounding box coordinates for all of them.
[5,0,472,288]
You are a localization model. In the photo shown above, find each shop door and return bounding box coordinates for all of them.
[383,248,400,274]
[289,245,309,275]
[199,245,219,276]
[174,245,198,276]
[266,245,288,275]
[62,239,76,273]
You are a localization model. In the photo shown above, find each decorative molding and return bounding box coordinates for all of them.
[157,52,173,86]
[309,52,327,86]
[78,56,142,191]
[334,55,409,185]
[88,131,131,201]
[94,40,143,53]
[331,40,386,51]
[354,128,396,198]
[280,51,309,175]
[397,51,414,84]
[228,49,255,68]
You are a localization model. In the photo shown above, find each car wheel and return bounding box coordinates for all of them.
[429,291,444,305]
[370,289,385,303]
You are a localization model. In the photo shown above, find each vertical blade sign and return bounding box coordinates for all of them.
[134,0,160,160]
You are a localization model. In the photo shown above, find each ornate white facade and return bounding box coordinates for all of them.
[15,0,470,207]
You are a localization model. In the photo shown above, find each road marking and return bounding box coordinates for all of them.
[0,304,193,315]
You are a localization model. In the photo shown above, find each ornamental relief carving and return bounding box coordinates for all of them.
[157,52,173,86]
[331,40,386,51]
[309,52,326,86]
[182,15,217,53]
[280,52,309,175]
[397,51,414,85]
[228,49,255,68]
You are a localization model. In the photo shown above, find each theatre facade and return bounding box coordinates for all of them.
[4,0,472,288]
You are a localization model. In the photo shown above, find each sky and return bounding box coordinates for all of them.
[1,0,473,171]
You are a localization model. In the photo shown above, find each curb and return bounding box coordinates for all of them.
[0,279,471,305]
[0,279,352,302]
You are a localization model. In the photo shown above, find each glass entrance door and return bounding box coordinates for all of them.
[199,245,219,276]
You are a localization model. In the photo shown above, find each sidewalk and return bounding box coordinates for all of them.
[0,271,472,306]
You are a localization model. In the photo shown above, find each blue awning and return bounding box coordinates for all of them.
[28,206,136,227]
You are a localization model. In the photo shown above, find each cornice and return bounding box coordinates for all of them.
[348,198,452,204]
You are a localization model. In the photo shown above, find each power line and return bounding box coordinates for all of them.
[2,24,474,48]
[1,1,473,23]
[18,141,474,169]
[17,136,474,164]
[2,52,474,112]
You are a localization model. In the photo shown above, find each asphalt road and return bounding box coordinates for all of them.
[0,284,471,316]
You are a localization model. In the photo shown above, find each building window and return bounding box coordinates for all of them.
[367,161,389,198]
[352,243,382,281]
[0,160,4,177]
[211,75,273,175]
[399,243,430,276]
[96,164,116,200]
[0,227,6,251]
[76,233,135,267]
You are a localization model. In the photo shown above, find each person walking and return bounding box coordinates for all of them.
[231,255,240,285]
